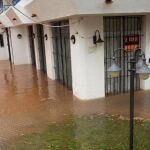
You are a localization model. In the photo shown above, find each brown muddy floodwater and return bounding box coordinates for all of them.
[0,60,150,146]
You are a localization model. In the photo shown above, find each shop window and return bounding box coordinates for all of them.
[0,34,4,47]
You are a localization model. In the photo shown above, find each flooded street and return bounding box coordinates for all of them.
[0,61,74,145]
[0,61,150,149]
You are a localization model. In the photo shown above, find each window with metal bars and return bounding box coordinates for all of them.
[52,20,72,89]
[0,34,4,47]
[104,16,143,96]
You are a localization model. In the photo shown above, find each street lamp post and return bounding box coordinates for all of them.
[129,58,135,150]
[107,48,150,150]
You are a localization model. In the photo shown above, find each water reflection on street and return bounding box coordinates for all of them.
[0,61,150,148]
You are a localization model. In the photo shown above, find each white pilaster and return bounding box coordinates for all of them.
[10,25,31,65]
[43,25,56,80]
[70,16,105,100]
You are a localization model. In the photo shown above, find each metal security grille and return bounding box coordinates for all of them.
[36,24,47,74]
[28,25,36,67]
[52,20,72,89]
[6,28,11,63]
[104,16,143,96]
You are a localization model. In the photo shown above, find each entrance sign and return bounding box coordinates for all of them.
[123,35,139,52]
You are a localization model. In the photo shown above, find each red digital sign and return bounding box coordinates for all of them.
[123,35,139,52]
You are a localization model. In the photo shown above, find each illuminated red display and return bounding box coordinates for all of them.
[123,35,139,52]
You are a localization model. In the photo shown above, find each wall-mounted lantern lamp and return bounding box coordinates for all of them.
[71,35,76,44]
[17,34,22,39]
[149,58,150,63]
[32,33,35,39]
[93,30,104,45]
[12,18,17,21]
[31,14,37,18]
[105,0,113,4]
[44,34,48,40]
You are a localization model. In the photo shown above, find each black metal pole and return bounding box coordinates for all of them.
[129,58,136,150]
[5,28,12,63]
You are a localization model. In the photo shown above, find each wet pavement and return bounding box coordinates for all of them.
[0,60,150,145]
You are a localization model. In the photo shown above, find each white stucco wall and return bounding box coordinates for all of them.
[0,30,9,60]
[0,13,13,27]
[70,16,105,100]
[43,25,55,80]
[1,0,150,28]
[74,0,150,15]
[141,15,150,90]
[24,0,76,22]
[22,0,150,24]
[10,25,31,65]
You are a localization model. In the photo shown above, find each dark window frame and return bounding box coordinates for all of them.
[0,34,4,47]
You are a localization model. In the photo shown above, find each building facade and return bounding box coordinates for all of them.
[0,0,150,100]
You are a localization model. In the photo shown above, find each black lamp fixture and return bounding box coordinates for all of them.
[93,30,104,45]
[71,35,76,44]
[32,33,35,39]
[12,18,17,21]
[44,34,48,40]
[105,0,113,4]
[31,13,37,18]
[107,47,150,150]
[17,34,22,39]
